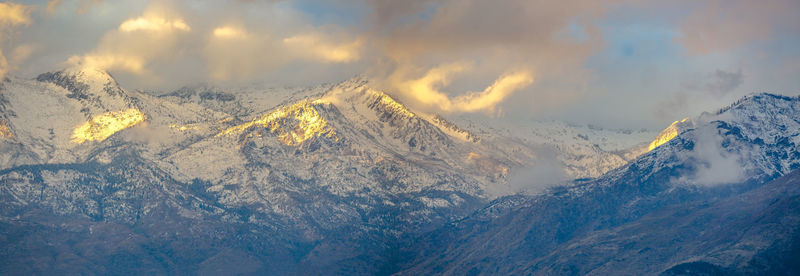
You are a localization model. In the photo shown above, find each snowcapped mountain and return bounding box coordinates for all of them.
[396,93,800,275]
[0,65,662,274]
[7,63,721,274]
[3,65,797,274]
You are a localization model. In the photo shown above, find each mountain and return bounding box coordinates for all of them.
[6,65,798,275]
[4,65,798,274]
[396,93,800,275]
[0,66,658,274]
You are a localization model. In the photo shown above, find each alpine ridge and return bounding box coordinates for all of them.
[395,93,800,275]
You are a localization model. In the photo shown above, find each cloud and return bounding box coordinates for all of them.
[658,68,744,120]
[7,0,799,123]
[45,0,102,15]
[76,0,102,15]
[212,26,248,39]
[487,145,568,197]
[450,70,534,113]
[203,24,364,81]
[118,16,190,33]
[0,1,34,79]
[0,2,33,26]
[655,92,690,120]
[388,63,534,114]
[55,2,367,85]
[68,5,192,76]
[282,33,363,63]
[46,0,62,14]
[364,0,436,26]
[204,25,282,81]
[678,0,800,54]
[683,68,745,98]
[372,0,611,61]
[11,0,607,115]
[705,69,744,96]
[686,125,744,186]
[361,0,613,114]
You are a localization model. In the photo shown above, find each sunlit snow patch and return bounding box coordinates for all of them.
[71,108,145,144]
[0,119,12,139]
[648,117,692,151]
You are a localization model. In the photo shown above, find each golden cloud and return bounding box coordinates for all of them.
[119,16,190,33]
[212,26,249,39]
[283,33,363,63]
[450,71,534,113]
[394,63,534,114]
[70,7,191,74]
[0,2,33,26]
[400,62,472,110]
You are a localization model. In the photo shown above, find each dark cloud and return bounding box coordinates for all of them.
[682,68,745,97]
[706,69,744,96]
[655,92,690,120]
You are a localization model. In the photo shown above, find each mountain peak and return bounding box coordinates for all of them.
[217,99,337,146]
[711,92,799,116]
[648,92,799,153]
[34,65,136,115]
[36,65,120,95]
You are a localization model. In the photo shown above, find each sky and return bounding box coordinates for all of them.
[0,0,799,130]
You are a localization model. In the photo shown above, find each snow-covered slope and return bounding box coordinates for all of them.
[0,66,139,166]
[397,93,800,275]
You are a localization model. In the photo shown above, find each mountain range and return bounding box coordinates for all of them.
[1,65,798,275]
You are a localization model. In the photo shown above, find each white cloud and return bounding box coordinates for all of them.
[687,125,744,186]
[487,145,568,197]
